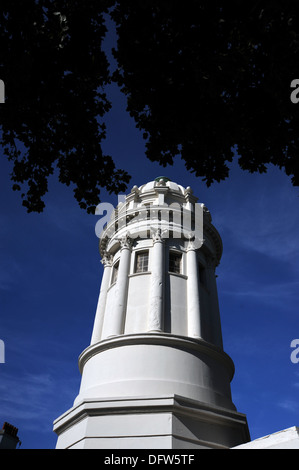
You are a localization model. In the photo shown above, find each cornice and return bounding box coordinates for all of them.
[78,333,235,381]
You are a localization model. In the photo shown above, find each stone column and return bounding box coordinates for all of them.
[206,256,223,349]
[148,228,164,332]
[186,239,202,338]
[108,233,133,337]
[90,252,113,345]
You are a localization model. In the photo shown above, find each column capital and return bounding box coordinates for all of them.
[186,234,204,251]
[101,252,113,267]
[119,232,134,250]
[151,228,165,244]
[186,235,196,251]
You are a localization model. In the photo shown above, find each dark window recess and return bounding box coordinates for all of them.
[111,261,119,284]
[169,252,182,274]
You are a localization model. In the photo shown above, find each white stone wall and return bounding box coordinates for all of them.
[125,273,151,333]
[232,427,299,449]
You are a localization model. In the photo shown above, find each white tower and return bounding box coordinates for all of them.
[53,177,250,449]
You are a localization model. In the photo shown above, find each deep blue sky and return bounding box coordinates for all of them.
[1,21,299,449]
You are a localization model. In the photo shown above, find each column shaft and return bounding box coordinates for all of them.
[148,232,164,332]
[187,246,202,338]
[111,247,131,336]
[90,255,112,345]
[101,234,132,339]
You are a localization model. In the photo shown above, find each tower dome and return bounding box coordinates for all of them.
[54,179,250,449]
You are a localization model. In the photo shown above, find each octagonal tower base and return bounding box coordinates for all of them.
[54,395,249,449]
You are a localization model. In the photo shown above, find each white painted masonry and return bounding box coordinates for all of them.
[233,427,299,449]
[53,177,250,448]
[186,241,202,338]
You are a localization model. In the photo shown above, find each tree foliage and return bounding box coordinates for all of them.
[112,0,299,187]
[1,1,299,212]
[0,0,129,213]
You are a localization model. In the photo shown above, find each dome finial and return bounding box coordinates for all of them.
[154,176,171,183]
[154,176,171,187]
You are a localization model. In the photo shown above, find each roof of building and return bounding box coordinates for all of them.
[138,178,187,195]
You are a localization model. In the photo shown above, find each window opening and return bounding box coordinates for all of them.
[135,251,149,273]
[169,252,182,274]
[111,261,119,284]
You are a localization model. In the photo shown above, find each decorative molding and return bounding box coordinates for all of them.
[128,271,151,279]
[78,333,235,380]
[53,394,250,446]
[184,186,194,203]
[168,271,187,280]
